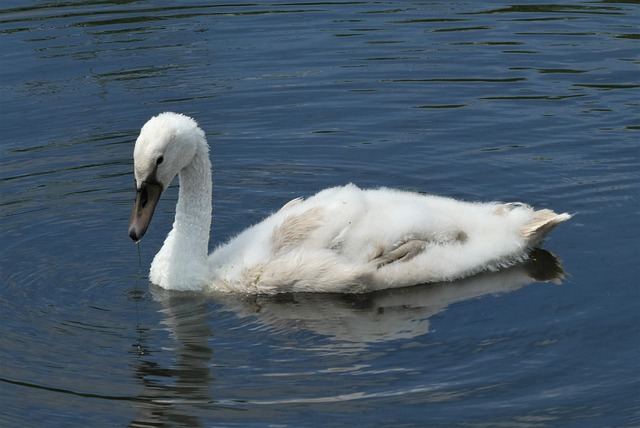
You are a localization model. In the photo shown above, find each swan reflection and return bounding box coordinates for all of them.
[130,294,214,427]
[130,248,563,425]
[212,248,564,343]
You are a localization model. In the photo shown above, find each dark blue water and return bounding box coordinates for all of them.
[1,1,638,426]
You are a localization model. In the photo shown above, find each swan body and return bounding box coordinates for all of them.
[129,112,571,293]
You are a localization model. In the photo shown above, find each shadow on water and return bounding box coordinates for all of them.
[129,248,564,426]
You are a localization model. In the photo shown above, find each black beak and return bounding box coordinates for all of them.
[128,181,163,242]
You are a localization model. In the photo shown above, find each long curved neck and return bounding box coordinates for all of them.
[174,142,212,255]
[150,141,212,290]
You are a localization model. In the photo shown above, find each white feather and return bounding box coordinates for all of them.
[130,112,571,293]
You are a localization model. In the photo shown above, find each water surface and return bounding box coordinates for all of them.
[1,1,639,426]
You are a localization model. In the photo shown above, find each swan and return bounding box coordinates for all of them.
[128,112,571,293]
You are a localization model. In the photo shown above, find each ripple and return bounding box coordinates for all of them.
[1,0,638,426]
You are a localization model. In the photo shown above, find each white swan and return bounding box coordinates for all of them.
[129,112,571,293]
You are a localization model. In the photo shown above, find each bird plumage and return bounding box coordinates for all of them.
[129,112,571,294]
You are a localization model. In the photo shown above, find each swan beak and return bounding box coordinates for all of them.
[129,181,163,242]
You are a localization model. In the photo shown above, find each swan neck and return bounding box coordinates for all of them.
[174,142,212,256]
[149,140,212,290]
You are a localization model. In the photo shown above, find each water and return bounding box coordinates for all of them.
[1,1,638,426]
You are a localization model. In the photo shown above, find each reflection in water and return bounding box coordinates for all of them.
[130,294,213,428]
[218,248,564,344]
[130,249,563,424]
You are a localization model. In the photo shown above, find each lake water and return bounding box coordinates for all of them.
[1,1,639,426]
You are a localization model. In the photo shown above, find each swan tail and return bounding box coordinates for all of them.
[521,209,572,248]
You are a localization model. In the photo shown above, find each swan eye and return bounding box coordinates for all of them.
[157,156,164,165]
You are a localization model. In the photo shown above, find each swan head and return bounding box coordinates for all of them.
[128,112,205,242]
